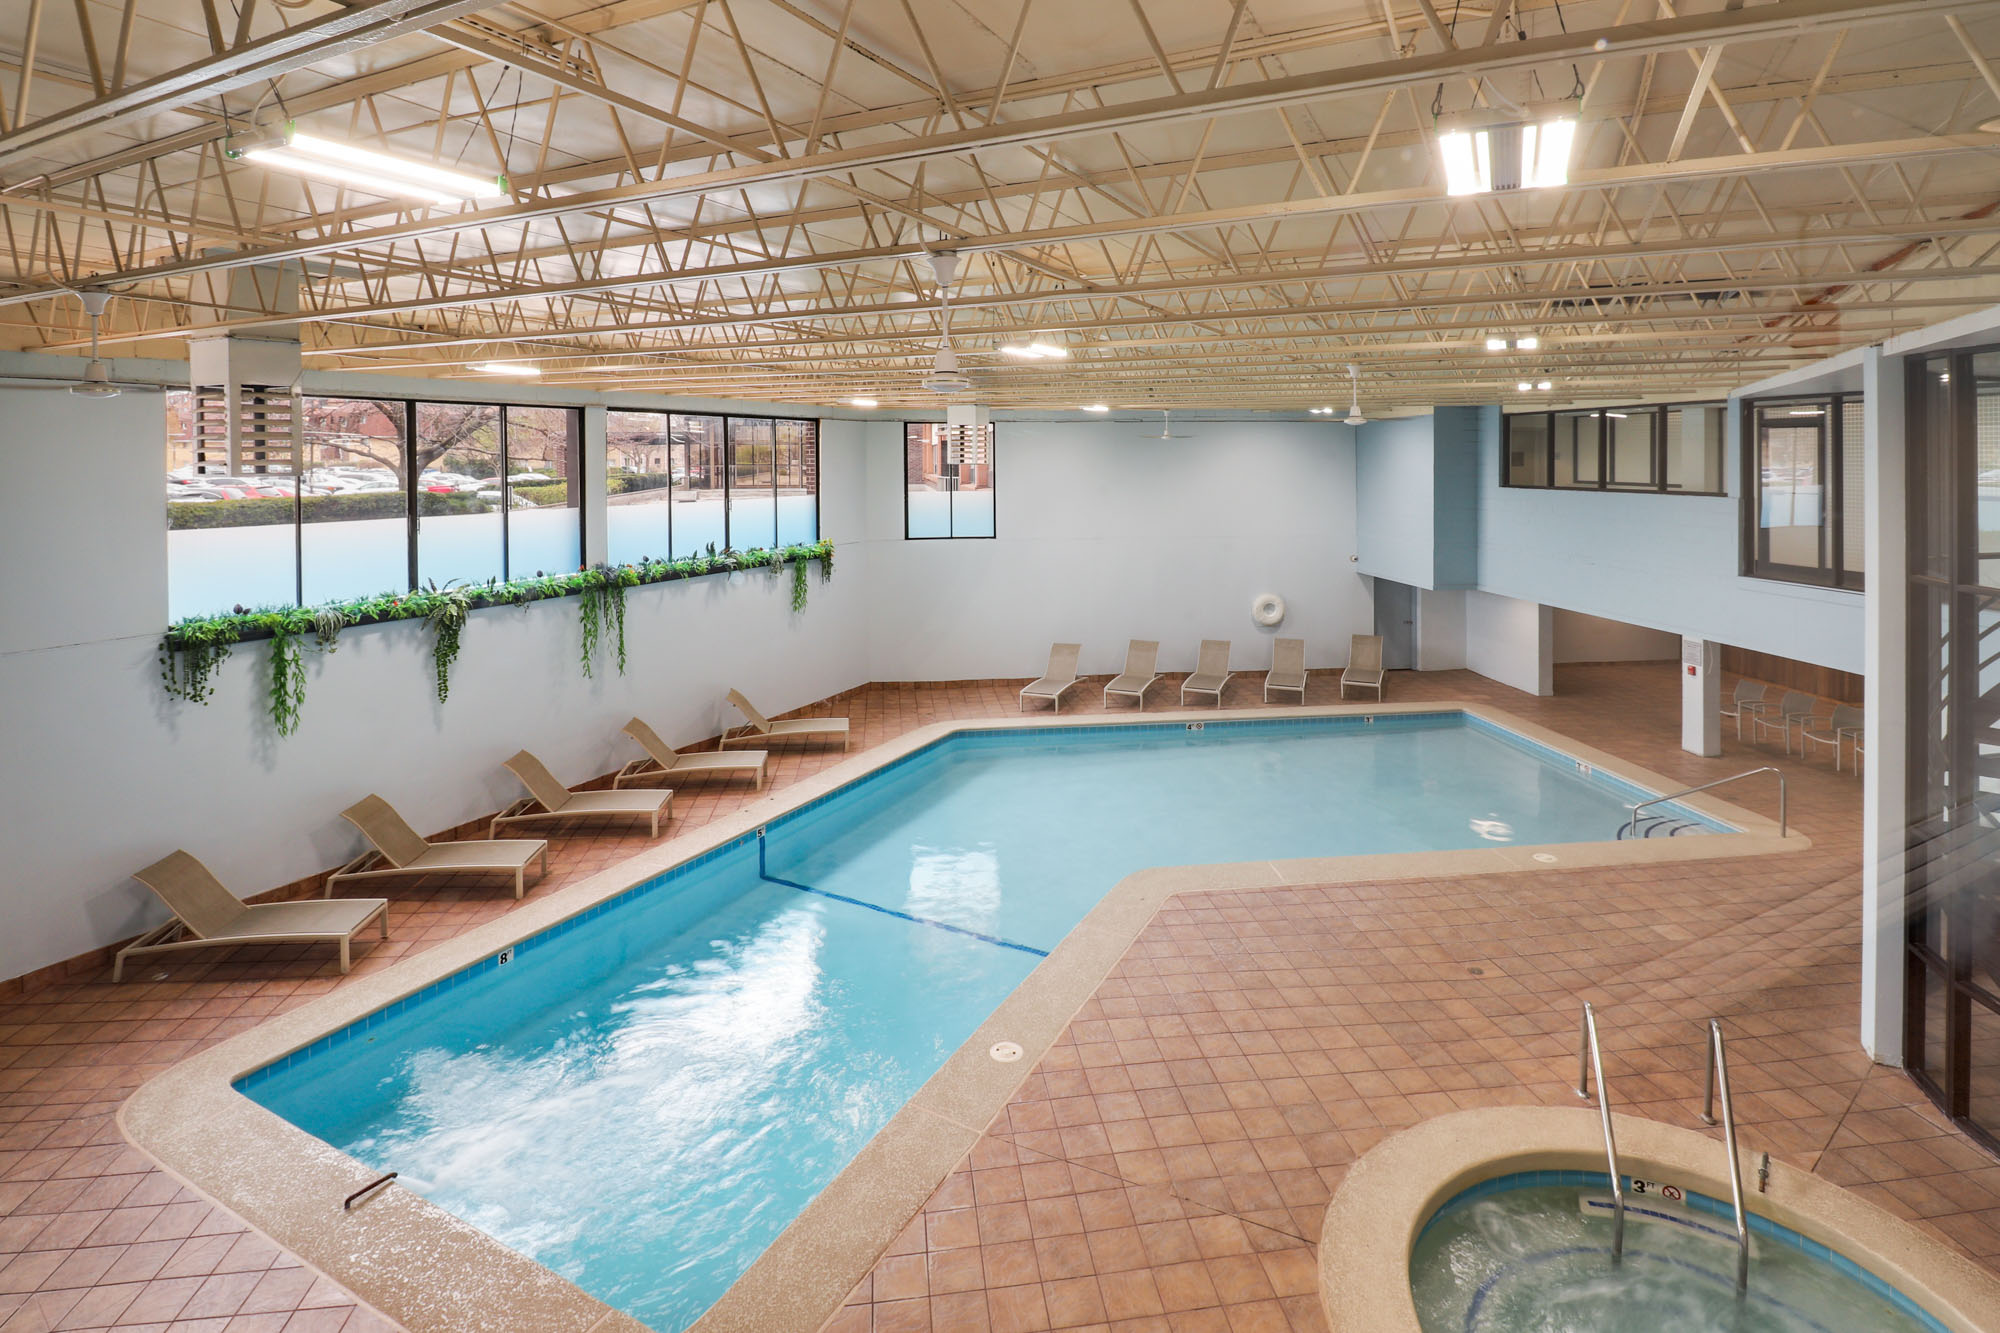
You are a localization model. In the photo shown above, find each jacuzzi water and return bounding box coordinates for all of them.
[240,713,1730,1332]
[1410,1176,1943,1333]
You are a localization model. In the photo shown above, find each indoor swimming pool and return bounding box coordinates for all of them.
[238,712,1732,1331]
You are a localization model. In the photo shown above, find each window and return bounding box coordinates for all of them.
[1502,401,1724,496]
[602,410,816,562]
[1741,393,1863,589]
[905,422,996,538]
[166,392,586,619]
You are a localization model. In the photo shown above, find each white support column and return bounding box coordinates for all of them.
[1681,637,1721,756]
[1862,345,1907,1065]
[581,404,608,567]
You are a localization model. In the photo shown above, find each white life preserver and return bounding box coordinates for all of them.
[1252,593,1286,627]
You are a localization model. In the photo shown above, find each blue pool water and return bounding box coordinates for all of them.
[242,713,1729,1331]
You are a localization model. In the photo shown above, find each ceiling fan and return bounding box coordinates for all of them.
[0,290,161,396]
[1139,408,1192,440]
[1343,364,1368,426]
[919,251,973,395]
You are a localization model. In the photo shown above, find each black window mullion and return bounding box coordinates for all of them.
[499,405,512,581]
[405,399,418,591]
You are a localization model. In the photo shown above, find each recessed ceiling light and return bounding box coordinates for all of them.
[470,361,539,375]
[1081,404,1109,412]
[849,397,879,408]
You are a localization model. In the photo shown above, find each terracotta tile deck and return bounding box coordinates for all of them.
[0,665,1982,1333]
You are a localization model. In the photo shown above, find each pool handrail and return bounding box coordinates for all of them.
[1573,1001,1626,1263]
[1700,1018,1752,1296]
[1628,766,1785,838]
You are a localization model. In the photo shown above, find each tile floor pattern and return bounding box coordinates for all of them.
[0,665,1973,1333]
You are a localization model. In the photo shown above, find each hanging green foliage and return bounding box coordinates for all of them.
[158,539,835,726]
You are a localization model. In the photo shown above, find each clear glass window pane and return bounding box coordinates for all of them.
[605,409,675,565]
[906,424,952,538]
[415,403,504,587]
[726,417,777,551]
[1552,412,1597,488]
[1973,353,2000,588]
[165,388,298,618]
[1839,397,1866,583]
[674,415,727,558]
[1604,409,1657,489]
[775,419,818,546]
[300,397,410,603]
[1506,414,1549,486]
[505,406,581,577]
[1664,404,1724,494]
[952,430,995,538]
[1757,405,1827,571]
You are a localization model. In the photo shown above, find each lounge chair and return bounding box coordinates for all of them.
[328,795,549,900]
[1341,634,1385,700]
[1750,690,1816,756]
[1020,643,1086,713]
[493,751,672,837]
[1103,640,1161,710]
[721,689,851,750]
[1801,703,1864,772]
[117,851,388,982]
[615,718,768,790]
[1180,640,1233,707]
[1720,679,1773,741]
[1264,637,1308,703]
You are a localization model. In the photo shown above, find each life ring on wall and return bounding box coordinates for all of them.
[1252,593,1286,627]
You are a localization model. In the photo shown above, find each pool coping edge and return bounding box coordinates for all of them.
[116,701,1804,1333]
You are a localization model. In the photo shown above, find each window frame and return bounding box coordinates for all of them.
[602,407,820,559]
[1738,390,1863,591]
[902,420,999,540]
[1500,399,1726,497]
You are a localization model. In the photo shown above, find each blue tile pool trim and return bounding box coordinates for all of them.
[1415,1169,1949,1332]
[234,709,1735,1094]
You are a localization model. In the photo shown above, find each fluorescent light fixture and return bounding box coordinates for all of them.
[849,397,879,408]
[1605,411,1628,419]
[1537,380,1553,392]
[1787,408,1823,416]
[1485,336,1508,352]
[1517,382,1533,392]
[1081,404,1110,412]
[1438,116,1574,195]
[1517,335,1539,351]
[999,341,1069,359]
[470,361,540,376]
[234,123,506,203]
[1940,372,1951,383]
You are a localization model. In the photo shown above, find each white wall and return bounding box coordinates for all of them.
[1553,609,1680,664]
[1415,588,1468,670]
[859,416,1374,679]
[1465,591,1554,697]
[0,385,872,984]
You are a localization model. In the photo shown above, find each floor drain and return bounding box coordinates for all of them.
[989,1041,1024,1063]
[1531,852,1559,864]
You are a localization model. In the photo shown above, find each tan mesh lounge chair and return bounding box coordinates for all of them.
[1180,640,1234,707]
[1340,634,1385,699]
[1802,703,1864,772]
[1019,643,1085,713]
[1751,690,1816,756]
[721,689,851,750]
[1720,679,1773,741]
[1264,637,1308,703]
[328,795,549,900]
[615,718,768,790]
[1103,640,1161,710]
[117,850,388,982]
[493,750,672,837]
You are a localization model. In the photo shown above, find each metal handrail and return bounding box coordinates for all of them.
[1628,766,1786,838]
[1699,1020,1751,1296]
[1574,1002,1626,1263]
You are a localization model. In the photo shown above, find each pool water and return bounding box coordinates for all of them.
[243,714,1728,1332]
[1410,1179,1942,1333]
